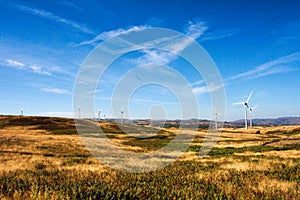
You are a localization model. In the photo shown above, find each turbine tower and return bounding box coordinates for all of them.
[214,111,218,129]
[120,110,124,124]
[234,91,253,129]
[98,110,101,120]
[249,105,258,128]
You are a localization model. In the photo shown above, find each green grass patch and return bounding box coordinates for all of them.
[188,143,300,157]
[122,134,175,151]
[266,128,300,135]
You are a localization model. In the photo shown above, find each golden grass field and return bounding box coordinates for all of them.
[0,115,299,199]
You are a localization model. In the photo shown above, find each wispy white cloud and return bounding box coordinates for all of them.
[166,19,208,53]
[228,52,300,81]
[131,98,179,105]
[185,19,208,39]
[199,28,239,42]
[79,25,148,46]
[62,1,83,11]
[15,5,94,34]
[129,19,208,66]
[41,87,70,94]
[3,59,52,76]
[84,89,104,95]
[130,49,175,66]
[192,84,223,96]
[29,65,52,76]
[190,79,205,87]
[6,59,25,68]
[146,17,163,26]
[192,53,300,96]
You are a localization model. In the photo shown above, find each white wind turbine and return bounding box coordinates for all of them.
[249,105,258,128]
[120,110,124,124]
[213,109,220,130]
[98,110,101,120]
[214,111,218,129]
[233,91,253,129]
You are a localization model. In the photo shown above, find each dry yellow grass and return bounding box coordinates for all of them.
[0,115,299,199]
[0,124,107,174]
[1,118,299,168]
[258,178,298,194]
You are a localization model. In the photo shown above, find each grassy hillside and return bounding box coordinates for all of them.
[0,115,299,199]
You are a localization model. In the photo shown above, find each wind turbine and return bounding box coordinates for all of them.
[249,105,258,128]
[233,91,253,129]
[98,110,101,120]
[215,112,218,129]
[213,110,218,129]
[120,110,124,124]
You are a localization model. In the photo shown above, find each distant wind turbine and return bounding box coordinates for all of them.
[215,112,218,129]
[249,105,258,128]
[98,110,101,120]
[213,110,218,129]
[121,110,124,124]
[233,91,253,129]
[213,110,224,130]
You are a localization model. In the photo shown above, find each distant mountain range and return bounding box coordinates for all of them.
[131,117,300,128]
[232,117,300,126]
[1,115,299,129]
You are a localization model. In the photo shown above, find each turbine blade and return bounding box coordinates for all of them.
[246,91,253,103]
[233,102,244,105]
[252,105,258,110]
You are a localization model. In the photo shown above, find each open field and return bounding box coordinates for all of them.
[0,115,299,199]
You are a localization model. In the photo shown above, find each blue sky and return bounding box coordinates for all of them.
[0,0,299,120]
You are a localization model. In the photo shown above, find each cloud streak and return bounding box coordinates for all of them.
[79,19,236,67]
[3,59,52,76]
[15,5,94,34]
[192,52,300,96]
[135,20,238,66]
[79,25,148,46]
[228,52,300,82]
[29,65,52,75]
[129,19,208,66]
[186,19,208,40]
[41,87,70,94]
[6,59,25,68]
[131,98,179,105]
[192,84,223,96]
[62,1,83,11]
[199,28,240,42]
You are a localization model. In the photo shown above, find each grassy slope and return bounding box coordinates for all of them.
[0,115,299,199]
